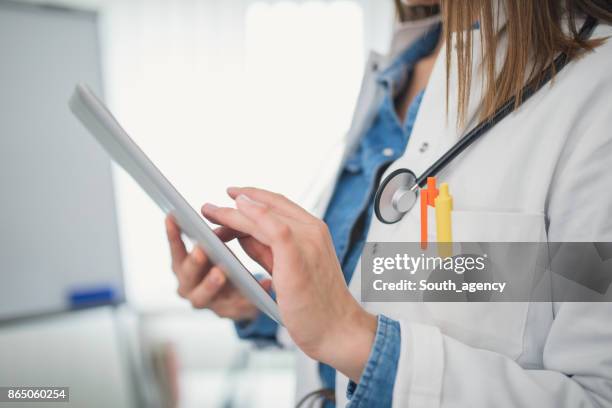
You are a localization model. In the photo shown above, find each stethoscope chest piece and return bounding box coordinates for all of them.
[374,168,419,224]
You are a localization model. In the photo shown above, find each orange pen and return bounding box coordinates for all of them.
[420,177,439,249]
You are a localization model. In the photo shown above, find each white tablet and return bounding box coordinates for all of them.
[69,84,282,324]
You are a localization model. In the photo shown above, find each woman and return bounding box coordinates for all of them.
[166,0,612,406]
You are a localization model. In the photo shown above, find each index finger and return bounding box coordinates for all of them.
[226,187,314,223]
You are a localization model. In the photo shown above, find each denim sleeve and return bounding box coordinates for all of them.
[346,315,401,407]
[234,274,279,343]
[234,311,279,342]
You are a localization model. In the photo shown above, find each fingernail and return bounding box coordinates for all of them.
[203,203,219,212]
[237,194,264,207]
[227,186,240,195]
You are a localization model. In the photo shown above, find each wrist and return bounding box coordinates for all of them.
[316,301,378,383]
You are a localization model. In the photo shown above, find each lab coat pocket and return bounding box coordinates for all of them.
[425,210,546,359]
[426,207,547,242]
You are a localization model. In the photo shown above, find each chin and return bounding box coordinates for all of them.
[400,0,440,5]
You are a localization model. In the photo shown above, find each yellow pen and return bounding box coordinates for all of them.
[434,183,453,257]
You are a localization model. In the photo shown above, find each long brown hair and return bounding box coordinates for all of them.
[440,0,612,127]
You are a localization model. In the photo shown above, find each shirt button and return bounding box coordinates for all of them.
[382,148,394,157]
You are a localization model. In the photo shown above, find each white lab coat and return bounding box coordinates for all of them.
[284,17,612,407]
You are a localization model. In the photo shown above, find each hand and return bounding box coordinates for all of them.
[165,215,272,321]
[201,187,378,382]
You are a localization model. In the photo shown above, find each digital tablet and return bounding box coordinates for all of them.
[69,84,282,324]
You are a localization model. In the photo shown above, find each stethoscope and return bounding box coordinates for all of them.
[374,16,598,224]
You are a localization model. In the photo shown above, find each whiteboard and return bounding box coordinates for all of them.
[0,1,124,320]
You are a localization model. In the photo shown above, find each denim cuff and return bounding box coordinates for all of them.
[234,310,279,341]
[346,314,401,407]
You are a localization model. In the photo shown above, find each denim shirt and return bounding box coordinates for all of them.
[236,24,441,407]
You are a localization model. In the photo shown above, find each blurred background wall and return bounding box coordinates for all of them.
[0,1,395,406]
